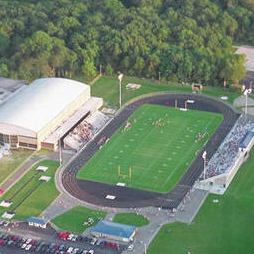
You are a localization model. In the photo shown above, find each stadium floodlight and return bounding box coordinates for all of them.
[243,88,252,115]
[56,130,63,166]
[118,73,123,108]
[202,151,207,180]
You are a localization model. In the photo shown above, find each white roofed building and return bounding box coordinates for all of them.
[0,78,103,150]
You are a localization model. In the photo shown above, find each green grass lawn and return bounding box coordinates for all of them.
[51,206,106,234]
[78,104,222,193]
[90,76,240,109]
[113,213,149,227]
[0,160,59,221]
[0,149,34,185]
[147,148,254,254]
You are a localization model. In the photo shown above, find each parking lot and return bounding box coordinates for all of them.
[0,227,126,254]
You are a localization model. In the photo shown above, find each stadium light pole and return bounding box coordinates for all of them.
[99,64,102,76]
[56,130,63,166]
[202,151,207,180]
[244,88,252,116]
[118,73,123,108]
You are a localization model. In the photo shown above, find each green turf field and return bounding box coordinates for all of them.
[147,148,254,254]
[0,160,59,221]
[52,206,106,234]
[113,213,149,227]
[78,104,222,193]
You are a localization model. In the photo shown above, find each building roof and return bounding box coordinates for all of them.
[239,131,254,148]
[0,77,27,105]
[92,220,136,239]
[0,78,90,135]
[27,217,47,225]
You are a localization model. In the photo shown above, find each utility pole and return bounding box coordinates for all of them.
[118,73,123,108]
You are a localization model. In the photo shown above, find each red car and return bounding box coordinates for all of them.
[0,239,5,245]
[0,189,4,196]
[11,235,19,241]
[54,243,60,250]
[57,232,65,238]
[58,232,70,240]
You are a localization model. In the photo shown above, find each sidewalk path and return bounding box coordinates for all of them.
[0,157,42,193]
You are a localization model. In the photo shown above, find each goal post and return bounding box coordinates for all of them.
[118,165,132,179]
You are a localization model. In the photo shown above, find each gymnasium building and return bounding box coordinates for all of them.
[0,78,104,150]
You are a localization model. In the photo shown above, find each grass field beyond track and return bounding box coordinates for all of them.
[0,160,59,221]
[78,104,222,193]
[147,148,254,254]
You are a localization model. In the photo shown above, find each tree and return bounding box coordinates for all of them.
[0,63,8,77]
[0,32,9,56]
[81,60,97,79]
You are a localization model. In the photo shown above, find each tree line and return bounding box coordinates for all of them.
[0,0,253,86]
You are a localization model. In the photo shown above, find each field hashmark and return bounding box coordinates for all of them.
[78,104,222,193]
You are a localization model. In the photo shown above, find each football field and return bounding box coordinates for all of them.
[77,104,222,193]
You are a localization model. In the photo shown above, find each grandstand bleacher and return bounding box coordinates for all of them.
[197,115,254,194]
[63,110,110,151]
[201,115,254,178]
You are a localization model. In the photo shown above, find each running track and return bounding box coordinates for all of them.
[62,93,239,209]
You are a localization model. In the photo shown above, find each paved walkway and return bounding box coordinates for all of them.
[233,95,254,107]
[233,95,254,116]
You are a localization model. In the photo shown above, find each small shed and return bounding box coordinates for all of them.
[91,220,136,242]
[27,217,48,229]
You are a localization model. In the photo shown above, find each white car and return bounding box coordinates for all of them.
[96,239,102,246]
[25,244,32,250]
[67,234,74,241]
[73,248,79,254]
[128,244,134,251]
[21,243,27,249]
[67,247,74,253]
[88,250,94,254]
[71,235,78,242]
[82,250,88,254]
[26,238,32,244]
[90,238,97,245]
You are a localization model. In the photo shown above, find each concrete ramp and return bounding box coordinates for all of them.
[175,189,209,224]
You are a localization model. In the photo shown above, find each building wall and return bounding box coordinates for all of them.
[41,142,55,150]
[92,231,131,242]
[37,90,90,149]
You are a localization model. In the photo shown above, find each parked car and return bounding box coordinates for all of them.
[25,244,32,250]
[90,238,97,245]
[3,221,9,227]
[59,244,65,250]
[60,232,70,241]
[2,240,8,246]
[31,245,37,251]
[67,234,74,241]
[12,235,19,241]
[127,244,134,251]
[71,235,78,242]
[21,243,27,249]
[26,238,32,244]
[67,246,73,253]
